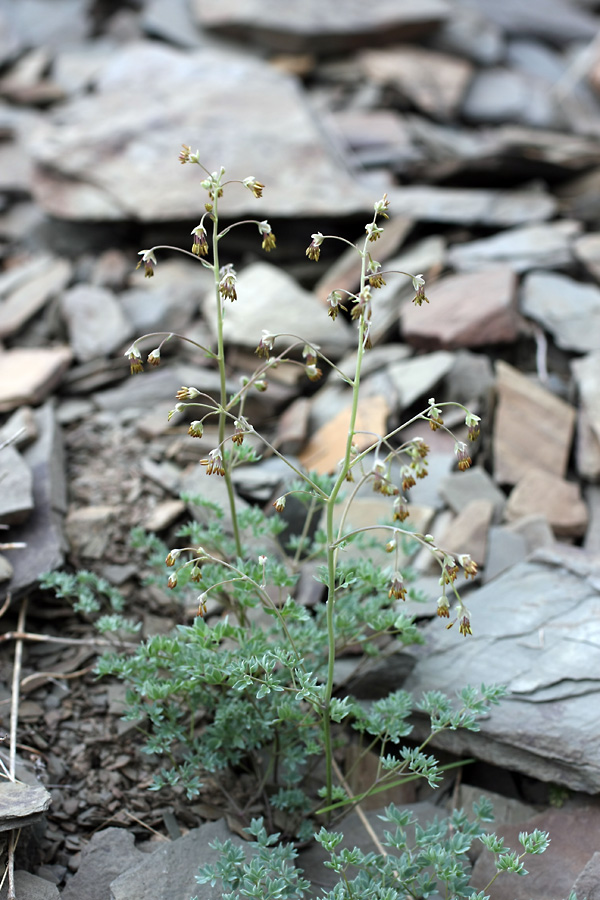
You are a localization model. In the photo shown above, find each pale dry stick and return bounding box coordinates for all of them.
[331,757,388,859]
[0,631,138,650]
[19,666,94,692]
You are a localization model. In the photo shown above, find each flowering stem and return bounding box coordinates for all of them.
[321,241,370,810]
[211,196,243,563]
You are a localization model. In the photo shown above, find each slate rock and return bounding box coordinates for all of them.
[445,350,495,405]
[576,406,600,481]
[0,405,38,449]
[1,402,67,597]
[471,807,600,900]
[6,0,90,47]
[448,220,581,273]
[121,258,210,335]
[110,818,246,900]
[193,0,451,53]
[403,558,600,791]
[571,849,600,900]
[0,257,71,339]
[463,0,600,43]
[142,0,204,48]
[0,871,59,900]
[213,261,354,359]
[437,497,494,566]
[521,270,600,353]
[493,360,576,485]
[0,781,51,832]
[574,232,600,281]
[572,352,600,448]
[484,524,528,582]
[504,468,588,538]
[584,485,600,557]
[387,350,455,411]
[0,443,33,525]
[65,505,119,559]
[463,67,560,129]
[387,184,556,226]
[430,4,504,65]
[0,347,72,413]
[61,284,133,362]
[439,467,505,521]
[28,43,372,221]
[61,827,145,900]
[401,265,519,350]
[359,46,473,120]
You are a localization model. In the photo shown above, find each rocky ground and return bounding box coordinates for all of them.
[3,0,600,898]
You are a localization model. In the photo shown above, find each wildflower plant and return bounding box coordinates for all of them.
[58,147,542,886]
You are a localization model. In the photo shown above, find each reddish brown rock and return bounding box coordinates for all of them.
[437,497,494,565]
[493,360,576,485]
[504,469,588,538]
[401,266,520,350]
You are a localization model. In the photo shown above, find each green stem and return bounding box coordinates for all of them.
[322,244,369,811]
[211,195,243,563]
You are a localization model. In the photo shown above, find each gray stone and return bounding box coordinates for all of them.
[28,43,372,221]
[448,220,581,273]
[121,258,209,335]
[507,514,555,555]
[65,505,119,559]
[0,781,51,832]
[0,871,59,900]
[143,0,204,47]
[471,807,600,900]
[575,232,600,281]
[484,524,528,582]
[571,850,600,900]
[584,485,600,557]
[0,406,38,449]
[61,284,133,362]
[1,402,67,597]
[463,67,561,129]
[61,827,145,900]
[430,4,504,65]
[0,443,33,525]
[110,818,246,900]
[572,351,600,445]
[193,0,451,53]
[387,351,455,411]
[5,0,90,47]
[0,257,71,339]
[403,558,600,792]
[521,270,600,353]
[180,463,250,533]
[53,41,117,95]
[439,467,506,521]
[0,556,13,582]
[214,261,354,360]
[437,497,494,566]
[387,184,556,226]
[462,0,600,43]
[576,405,600,481]
[359,46,473,120]
[445,350,495,406]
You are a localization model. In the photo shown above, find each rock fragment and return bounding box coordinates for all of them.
[0,347,72,413]
[521,270,600,353]
[504,469,588,538]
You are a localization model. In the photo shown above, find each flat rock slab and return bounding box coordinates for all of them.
[471,807,600,900]
[359,46,472,120]
[387,185,556,226]
[193,0,451,53]
[463,0,599,43]
[448,220,581,273]
[403,555,600,792]
[504,468,588,538]
[401,265,519,349]
[61,827,145,900]
[0,780,51,832]
[0,443,33,525]
[0,871,59,900]
[572,352,600,446]
[61,284,132,361]
[386,350,455,411]
[28,42,372,221]
[493,360,575,485]
[0,346,72,412]
[521,271,600,353]
[439,466,506,520]
[0,257,71,339]
[213,261,354,359]
[110,818,246,900]
[299,395,390,475]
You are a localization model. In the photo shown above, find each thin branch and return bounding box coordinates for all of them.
[0,631,138,650]
[331,757,388,858]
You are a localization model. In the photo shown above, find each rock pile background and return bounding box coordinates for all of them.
[3,0,600,897]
